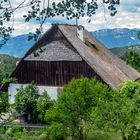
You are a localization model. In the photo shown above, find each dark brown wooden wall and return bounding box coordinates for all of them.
[14,60,102,87]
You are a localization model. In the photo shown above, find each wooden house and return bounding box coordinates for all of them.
[1,25,140,103]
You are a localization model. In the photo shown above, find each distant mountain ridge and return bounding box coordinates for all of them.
[0,28,140,57]
[92,28,140,48]
[0,34,35,57]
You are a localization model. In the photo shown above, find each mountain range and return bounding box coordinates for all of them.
[0,28,140,57]
[91,28,140,48]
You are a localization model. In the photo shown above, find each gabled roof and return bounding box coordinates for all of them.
[57,25,140,88]
[25,40,82,61]
[1,24,140,90]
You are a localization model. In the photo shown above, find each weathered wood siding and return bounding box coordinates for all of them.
[14,60,102,86]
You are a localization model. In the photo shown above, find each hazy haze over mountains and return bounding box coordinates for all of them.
[0,28,140,57]
[92,28,140,48]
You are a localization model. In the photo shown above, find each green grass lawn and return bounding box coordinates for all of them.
[87,129,121,140]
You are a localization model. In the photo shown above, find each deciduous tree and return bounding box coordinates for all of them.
[37,91,54,122]
[14,83,39,123]
[0,92,9,118]
[45,78,110,140]
[92,81,140,140]
[0,0,120,45]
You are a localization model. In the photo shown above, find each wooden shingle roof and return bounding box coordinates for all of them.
[57,25,140,88]
[25,40,82,61]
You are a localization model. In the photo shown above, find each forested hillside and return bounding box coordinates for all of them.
[0,54,19,83]
[110,45,140,72]
[110,45,140,57]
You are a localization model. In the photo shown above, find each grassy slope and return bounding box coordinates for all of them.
[87,129,121,140]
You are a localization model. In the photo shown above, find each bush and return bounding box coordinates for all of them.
[45,78,110,140]
[14,83,39,123]
[5,125,22,137]
[37,91,54,123]
[38,132,48,140]
[0,127,6,134]
[47,122,68,140]
[91,80,140,140]
[128,125,140,140]
[0,92,9,116]
[122,51,140,72]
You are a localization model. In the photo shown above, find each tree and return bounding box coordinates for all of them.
[0,0,120,45]
[45,78,110,140]
[0,54,18,83]
[14,83,39,123]
[122,51,140,72]
[47,122,68,140]
[128,125,140,140]
[91,81,140,140]
[0,92,9,118]
[37,91,54,123]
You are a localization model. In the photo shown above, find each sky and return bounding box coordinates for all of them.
[7,0,140,35]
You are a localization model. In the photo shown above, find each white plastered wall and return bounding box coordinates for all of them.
[8,83,62,104]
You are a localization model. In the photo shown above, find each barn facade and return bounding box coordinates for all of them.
[1,25,140,103]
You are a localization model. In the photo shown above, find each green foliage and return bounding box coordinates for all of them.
[0,54,18,83]
[128,125,140,140]
[111,45,140,72]
[47,122,68,140]
[14,84,54,123]
[0,126,49,140]
[92,80,140,140]
[0,0,120,43]
[0,92,9,116]
[37,91,54,122]
[38,132,48,140]
[0,127,6,134]
[0,125,122,140]
[110,45,140,59]
[14,83,39,123]
[45,78,109,139]
[1,77,17,84]
[122,51,140,72]
[87,129,121,140]
[5,125,22,137]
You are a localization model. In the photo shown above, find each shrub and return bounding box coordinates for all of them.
[5,125,22,137]
[0,92,9,116]
[14,83,39,123]
[45,78,109,140]
[128,125,140,140]
[47,122,68,140]
[37,91,54,123]
[38,132,48,140]
[91,80,140,140]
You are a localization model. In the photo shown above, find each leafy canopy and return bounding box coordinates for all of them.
[37,91,54,122]
[91,81,140,140]
[0,54,18,83]
[45,78,111,140]
[0,92,9,116]
[122,51,140,72]
[14,83,39,122]
[0,0,120,45]
[14,83,54,123]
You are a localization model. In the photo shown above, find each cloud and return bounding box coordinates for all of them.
[120,0,140,13]
[79,10,140,31]
[6,0,140,35]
